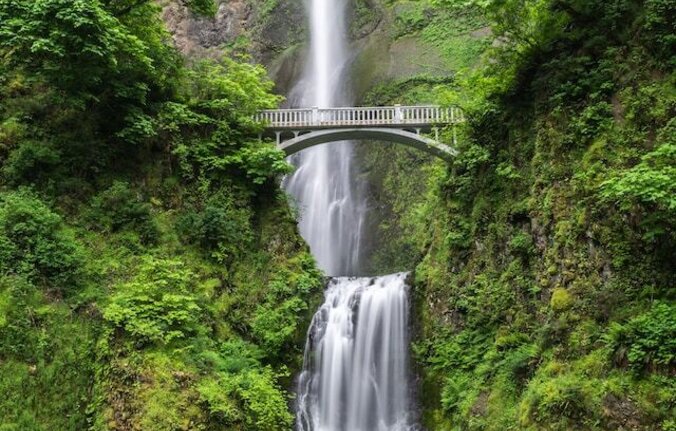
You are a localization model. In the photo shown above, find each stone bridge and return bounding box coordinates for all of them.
[254,105,464,161]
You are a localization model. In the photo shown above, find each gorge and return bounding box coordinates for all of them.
[0,0,673,430]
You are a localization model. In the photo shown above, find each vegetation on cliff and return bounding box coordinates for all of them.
[0,1,321,430]
[363,0,675,429]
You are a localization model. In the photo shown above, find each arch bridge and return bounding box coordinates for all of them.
[255,105,464,161]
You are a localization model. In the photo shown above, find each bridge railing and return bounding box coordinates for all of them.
[254,105,464,129]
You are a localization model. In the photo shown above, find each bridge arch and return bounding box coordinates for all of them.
[278,128,458,161]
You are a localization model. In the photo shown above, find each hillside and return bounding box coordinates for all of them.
[0,1,321,429]
[361,1,676,429]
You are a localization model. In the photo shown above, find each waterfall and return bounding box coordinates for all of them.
[296,274,414,431]
[283,0,366,277]
[286,1,415,429]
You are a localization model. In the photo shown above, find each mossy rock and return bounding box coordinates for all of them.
[551,288,574,312]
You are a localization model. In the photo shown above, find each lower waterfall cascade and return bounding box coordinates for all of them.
[296,274,416,431]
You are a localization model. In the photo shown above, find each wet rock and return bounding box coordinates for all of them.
[161,0,305,63]
[470,391,489,417]
[602,394,643,430]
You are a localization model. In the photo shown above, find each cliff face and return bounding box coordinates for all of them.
[357,2,676,430]
[161,0,253,57]
[159,0,468,99]
[161,0,306,94]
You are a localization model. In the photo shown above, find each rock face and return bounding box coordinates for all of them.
[161,0,252,57]
[159,0,459,102]
[161,0,307,93]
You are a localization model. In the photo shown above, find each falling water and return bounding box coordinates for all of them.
[287,0,415,429]
[283,0,365,277]
[296,274,414,431]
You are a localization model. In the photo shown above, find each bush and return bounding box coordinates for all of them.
[519,371,603,429]
[103,257,202,345]
[0,190,83,291]
[603,302,676,372]
[88,181,158,244]
[177,191,253,264]
[1,141,60,186]
[198,347,294,430]
[223,367,294,430]
[601,141,676,241]
[247,257,323,359]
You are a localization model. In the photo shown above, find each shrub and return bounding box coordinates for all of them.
[0,190,83,291]
[199,366,293,430]
[88,181,158,244]
[225,367,294,430]
[600,141,676,241]
[603,302,676,372]
[103,257,202,345]
[177,192,253,264]
[520,371,603,429]
[1,141,60,186]
[249,257,323,358]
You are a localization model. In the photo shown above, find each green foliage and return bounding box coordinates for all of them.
[197,341,294,430]
[184,0,217,16]
[0,276,95,429]
[603,303,676,372]
[0,0,320,428]
[440,370,474,415]
[178,190,254,264]
[1,141,61,186]
[601,141,676,240]
[393,1,433,36]
[103,257,202,345]
[223,367,294,430]
[247,253,323,358]
[88,181,159,244]
[382,1,676,430]
[0,190,83,291]
[168,58,290,186]
[519,370,603,429]
[0,0,180,120]
[643,0,676,66]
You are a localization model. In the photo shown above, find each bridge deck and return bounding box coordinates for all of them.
[255,105,464,130]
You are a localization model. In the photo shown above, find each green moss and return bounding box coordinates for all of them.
[550,288,574,313]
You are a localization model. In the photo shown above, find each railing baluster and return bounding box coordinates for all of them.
[255,105,462,130]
